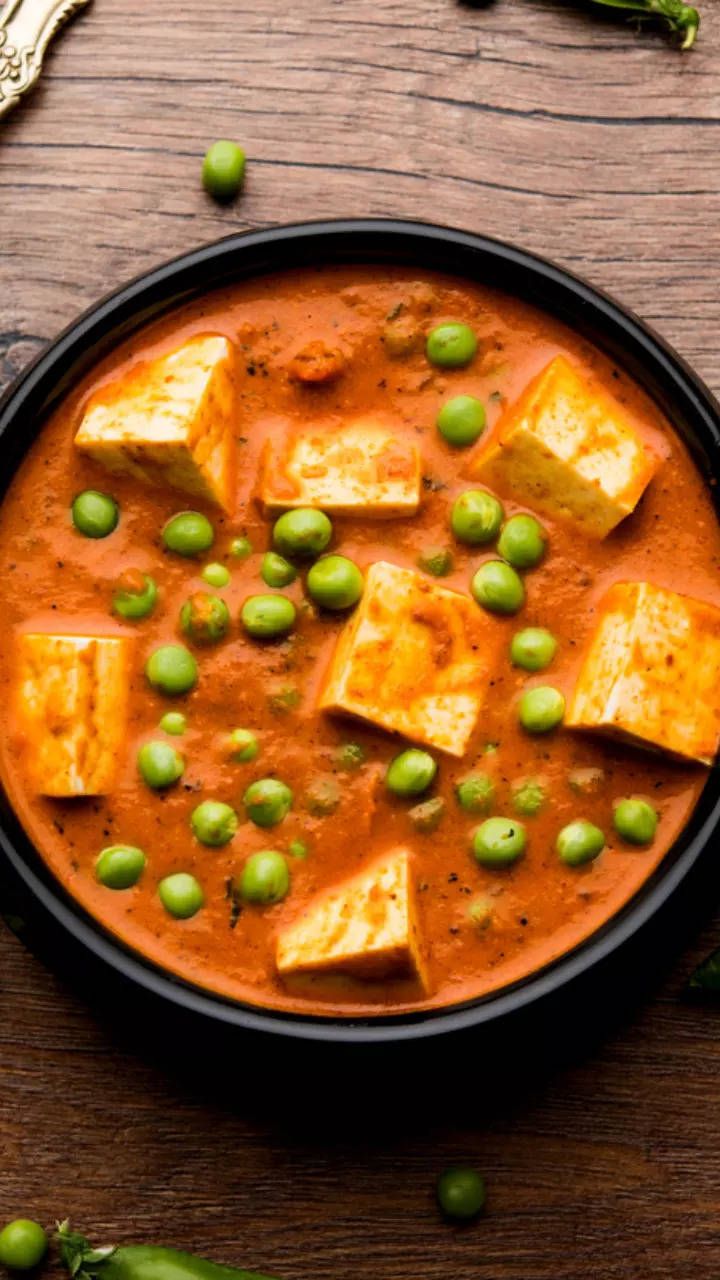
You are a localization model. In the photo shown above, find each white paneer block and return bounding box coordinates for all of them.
[276,848,427,986]
[16,634,132,795]
[260,417,421,516]
[319,561,500,757]
[470,355,658,539]
[567,581,720,764]
[75,334,238,511]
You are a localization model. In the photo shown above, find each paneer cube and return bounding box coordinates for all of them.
[75,334,238,511]
[318,560,500,757]
[260,417,421,516]
[469,355,658,539]
[276,848,427,987]
[16,634,132,795]
[567,582,720,764]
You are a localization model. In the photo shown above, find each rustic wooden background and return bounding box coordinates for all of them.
[3,1,720,1276]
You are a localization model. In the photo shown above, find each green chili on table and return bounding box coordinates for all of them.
[57,1224,278,1280]
[583,0,698,47]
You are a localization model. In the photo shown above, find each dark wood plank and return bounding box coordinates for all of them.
[2,2,720,1276]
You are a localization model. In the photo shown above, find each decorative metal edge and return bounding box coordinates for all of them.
[0,0,92,120]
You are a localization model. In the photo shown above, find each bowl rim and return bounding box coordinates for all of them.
[2,215,720,1044]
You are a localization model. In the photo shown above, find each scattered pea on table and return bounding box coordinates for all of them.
[437,1168,486,1220]
[202,139,246,202]
[0,1220,48,1271]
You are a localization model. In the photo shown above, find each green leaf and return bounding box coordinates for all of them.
[585,0,699,46]
[688,946,720,992]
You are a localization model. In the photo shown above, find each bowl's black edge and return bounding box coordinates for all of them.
[1,216,720,1046]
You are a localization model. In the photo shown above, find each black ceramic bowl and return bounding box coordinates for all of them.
[2,218,720,1048]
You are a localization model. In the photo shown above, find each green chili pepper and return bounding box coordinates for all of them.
[584,0,699,48]
[57,1224,278,1280]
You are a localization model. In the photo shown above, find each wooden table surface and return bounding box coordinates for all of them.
[3,2,720,1276]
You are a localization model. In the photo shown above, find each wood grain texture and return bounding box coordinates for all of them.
[2,1,720,1276]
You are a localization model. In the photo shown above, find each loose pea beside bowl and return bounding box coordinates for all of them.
[0,1220,48,1272]
[202,140,246,202]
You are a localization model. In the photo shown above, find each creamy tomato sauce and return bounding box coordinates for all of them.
[0,264,718,1017]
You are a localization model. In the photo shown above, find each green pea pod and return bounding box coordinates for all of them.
[57,1224,278,1280]
[584,0,699,47]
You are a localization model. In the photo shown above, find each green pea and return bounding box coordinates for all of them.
[71,489,119,539]
[497,514,547,569]
[262,551,297,588]
[519,685,565,734]
[159,711,187,736]
[113,571,157,620]
[227,728,259,762]
[510,627,557,672]
[426,322,478,369]
[158,872,204,919]
[191,799,239,847]
[238,850,290,905]
[437,1168,486,1220]
[162,511,214,557]
[202,139,246,201]
[137,740,185,790]
[230,535,253,559]
[145,644,198,696]
[180,591,230,645]
[409,796,445,832]
[472,816,527,867]
[416,547,454,577]
[336,742,365,770]
[0,1220,48,1271]
[241,594,296,639]
[511,778,547,817]
[455,772,494,815]
[307,554,364,609]
[305,776,340,816]
[386,748,437,797]
[95,844,146,890]
[201,561,231,588]
[613,797,658,845]
[468,896,494,931]
[451,490,504,546]
[273,508,332,558]
[471,560,525,615]
[289,839,308,859]
[436,395,486,447]
[244,777,293,827]
[557,819,605,866]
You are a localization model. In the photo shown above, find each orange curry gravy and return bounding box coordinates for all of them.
[0,265,718,1017]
